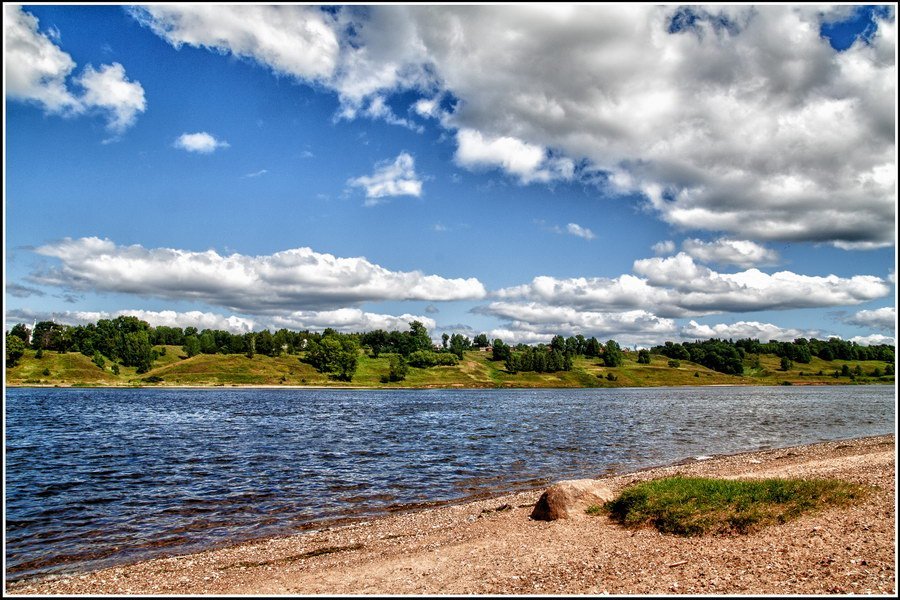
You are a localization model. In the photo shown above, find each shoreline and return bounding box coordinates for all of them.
[5,381,890,390]
[7,433,895,595]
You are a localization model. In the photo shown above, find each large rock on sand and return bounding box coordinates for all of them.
[530,479,615,521]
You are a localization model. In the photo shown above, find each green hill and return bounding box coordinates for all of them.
[5,346,894,388]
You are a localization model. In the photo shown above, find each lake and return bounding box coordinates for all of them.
[5,385,894,582]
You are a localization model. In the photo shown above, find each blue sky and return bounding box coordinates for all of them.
[4,4,897,348]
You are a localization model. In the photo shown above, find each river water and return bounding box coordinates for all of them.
[4,385,894,582]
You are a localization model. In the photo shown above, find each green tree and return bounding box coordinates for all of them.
[388,355,408,382]
[183,336,201,358]
[10,323,31,343]
[637,349,651,364]
[6,333,25,367]
[441,333,449,349]
[780,356,792,371]
[123,330,154,373]
[602,340,624,367]
[473,333,489,348]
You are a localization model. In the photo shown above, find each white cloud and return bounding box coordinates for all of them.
[174,132,230,154]
[269,309,435,334]
[652,240,676,255]
[4,308,256,334]
[679,320,825,343]
[454,129,574,184]
[4,307,435,336]
[4,4,79,112]
[31,237,486,313]
[849,333,895,346]
[497,253,890,318]
[681,238,779,268]
[348,152,423,205]
[129,5,340,81]
[243,169,268,178]
[5,5,146,132]
[76,63,146,133]
[566,223,596,240]
[129,6,895,247]
[844,307,896,332]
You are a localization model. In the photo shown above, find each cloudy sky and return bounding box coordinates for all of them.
[4,4,897,348]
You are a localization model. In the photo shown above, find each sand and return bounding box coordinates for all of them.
[6,434,895,596]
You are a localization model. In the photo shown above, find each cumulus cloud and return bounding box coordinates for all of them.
[30,237,486,313]
[174,132,230,153]
[129,5,340,81]
[76,63,146,133]
[566,223,596,240]
[497,253,890,318]
[133,4,896,248]
[4,307,435,336]
[5,5,146,132]
[478,301,676,338]
[4,308,256,334]
[455,129,574,184]
[4,4,79,112]
[679,320,826,343]
[681,238,779,268]
[652,240,676,255]
[348,152,423,205]
[268,309,435,334]
[849,333,896,346]
[844,306,896,332]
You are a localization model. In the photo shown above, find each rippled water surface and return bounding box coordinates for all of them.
[5,385,894,581]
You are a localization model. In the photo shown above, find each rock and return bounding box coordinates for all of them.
[530,479,615,521]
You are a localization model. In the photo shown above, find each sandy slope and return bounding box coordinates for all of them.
[7,434,895,596]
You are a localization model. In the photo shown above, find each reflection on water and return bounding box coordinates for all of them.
[5,385,894,581]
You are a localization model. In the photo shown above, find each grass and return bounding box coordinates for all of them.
[595,476,867,536]
[6,346,894,389]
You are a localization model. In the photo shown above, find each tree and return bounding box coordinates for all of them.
[6,333,25,367]
[473,333,489,348]
[449,333,470,359]
[305,335,359,381]
[637,349,651,364]
[602,340,624,367]
[183,336,201,358]
[244,333,256,359]
[491,338,510,363]
[780,356,792,371]
[122,330,154,373]
[388,355,408,382]
[441,333,449,349]
[10,324,30,344]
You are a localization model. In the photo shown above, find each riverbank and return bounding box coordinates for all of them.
[8,434,895,595]
[7,346,894,389]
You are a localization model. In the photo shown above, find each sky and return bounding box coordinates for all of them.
[3,3,897,349]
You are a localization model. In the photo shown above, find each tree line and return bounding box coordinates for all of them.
[5,317,896,381]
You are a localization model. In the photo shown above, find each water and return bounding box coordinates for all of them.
[5,385,894,582]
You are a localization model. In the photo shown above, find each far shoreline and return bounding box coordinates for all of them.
[4,380,886,390]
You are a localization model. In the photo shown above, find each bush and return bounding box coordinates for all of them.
[606,372,617,381]
[143,375,164,383]
[407,350,458,368]
[42,368,51,376]
[667,359,681,368]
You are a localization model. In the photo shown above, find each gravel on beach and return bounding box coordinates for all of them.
[7,434,895,596]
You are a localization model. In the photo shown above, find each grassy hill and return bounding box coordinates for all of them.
[5,346,894,388]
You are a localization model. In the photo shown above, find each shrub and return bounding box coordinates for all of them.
[667,359,680,368]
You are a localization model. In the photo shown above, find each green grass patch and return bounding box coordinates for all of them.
[597,476,867,535]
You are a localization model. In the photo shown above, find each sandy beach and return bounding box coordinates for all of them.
[7,434,895,596]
